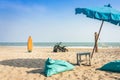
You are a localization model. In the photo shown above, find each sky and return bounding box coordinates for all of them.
[0,0,120,42]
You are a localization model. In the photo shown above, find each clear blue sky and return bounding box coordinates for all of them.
[0,0,120,42]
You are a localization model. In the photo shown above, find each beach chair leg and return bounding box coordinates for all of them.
[77,53,79,65]
[89,54,91,66]
[79,55,81,65]
[85,55,87,64]
[77,53,81,65]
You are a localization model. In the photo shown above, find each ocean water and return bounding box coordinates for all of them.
[0,42,120,48]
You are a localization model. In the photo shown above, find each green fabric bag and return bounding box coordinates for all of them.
[100,60,120,72]
[44,58,74,77]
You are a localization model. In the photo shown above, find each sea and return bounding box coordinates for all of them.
[0,42,120,48]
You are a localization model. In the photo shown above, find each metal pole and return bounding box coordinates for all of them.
[91,20,104,59]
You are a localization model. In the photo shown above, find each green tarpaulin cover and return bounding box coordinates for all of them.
[44,58,74,77]
[100,60,120,72]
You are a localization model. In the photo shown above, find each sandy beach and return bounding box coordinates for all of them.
[0,46,120,80]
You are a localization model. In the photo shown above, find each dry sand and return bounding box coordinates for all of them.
[0,46,120,80]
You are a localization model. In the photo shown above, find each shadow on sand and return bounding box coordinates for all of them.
[27,69,45,76]
[0,58,46,68]
[0,58,47,76]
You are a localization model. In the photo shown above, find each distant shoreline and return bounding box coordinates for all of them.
[0,46,120,49]
[0,42,120,48]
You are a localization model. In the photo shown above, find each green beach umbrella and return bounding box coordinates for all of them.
[75,4,120,59]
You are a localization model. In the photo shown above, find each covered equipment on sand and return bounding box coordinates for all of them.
[44,58,74,77]
[100,60,120,72]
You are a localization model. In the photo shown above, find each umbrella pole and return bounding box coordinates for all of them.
[91,20,104,59]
